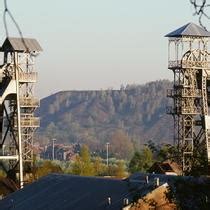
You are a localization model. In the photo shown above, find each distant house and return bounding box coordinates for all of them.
[40,143,80,161]
[149,160,182,176]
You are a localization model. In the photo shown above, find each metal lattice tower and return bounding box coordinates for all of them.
[166,23,210,174]
[0,37,42,188]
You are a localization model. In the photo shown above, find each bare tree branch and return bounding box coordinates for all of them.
[190,0,210,30]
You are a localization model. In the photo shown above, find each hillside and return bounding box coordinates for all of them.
[36,80,173,152]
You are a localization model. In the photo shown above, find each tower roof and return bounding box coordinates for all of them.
[0,37,42,52]
[165,22,210,37]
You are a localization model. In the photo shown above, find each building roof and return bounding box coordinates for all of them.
[0,174,134,210]
[165,22,210,37]
[1,37,42,52]
[0,173,209,210]
[148,161,182,176]
[127,183,177,210]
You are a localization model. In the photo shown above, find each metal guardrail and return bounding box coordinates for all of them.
[166,106,201,115]
[19,72,37,82]
[14,117,40,127]
[182,107,201,114]
[167,89,202,98]
[20,117,40,127]
[168,60,210,69]
[20,97,40,107]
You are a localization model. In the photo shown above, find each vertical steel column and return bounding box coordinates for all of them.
[14,52,23,188]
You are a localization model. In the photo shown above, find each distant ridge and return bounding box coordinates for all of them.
[36,80,173,150]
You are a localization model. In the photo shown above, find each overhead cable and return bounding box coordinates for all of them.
[3,0,28,51]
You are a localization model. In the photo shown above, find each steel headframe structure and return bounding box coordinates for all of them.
[166,23,210,174]
[0,37,42,188]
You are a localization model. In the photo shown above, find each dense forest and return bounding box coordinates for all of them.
[36,80,173,157]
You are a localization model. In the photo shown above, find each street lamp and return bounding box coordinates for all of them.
[106,142,110,166]
[52,138,56,161]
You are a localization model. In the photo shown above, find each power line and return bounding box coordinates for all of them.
[3,0,28,51]
[3,0,23,37]
[190,0,210,30]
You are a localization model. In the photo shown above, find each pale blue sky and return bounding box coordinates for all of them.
[0,0,204,97]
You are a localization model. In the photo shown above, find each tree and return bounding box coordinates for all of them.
[129,151,142,173]
[71,145,95,176]
[156,144,177,162]
[93,157,107,176]
[142,147,153,170]
[190,0,209,30]
[129,147,153,173]
[110,130,134,159]
[34,161,63,179]
[107,162,127,178]
[147,141,178,162]
[113,161,127,178]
